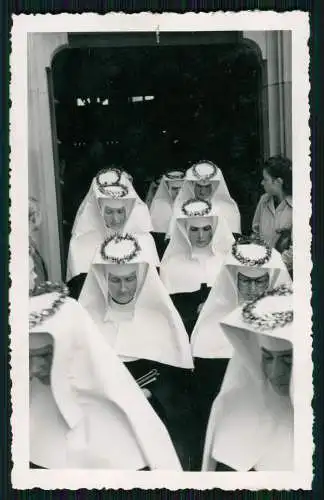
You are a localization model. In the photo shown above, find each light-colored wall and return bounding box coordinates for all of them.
[28,33,68,281]
[244,30,292,160]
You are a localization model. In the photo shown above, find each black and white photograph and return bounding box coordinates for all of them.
[10,12,312,490]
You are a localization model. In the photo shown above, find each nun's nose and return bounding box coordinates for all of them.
[269,357,283,379]
[120,279,127,292]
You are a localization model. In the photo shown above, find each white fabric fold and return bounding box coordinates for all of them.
[29,294,182,470]
[191,246,292,359]
[201,303,294,471]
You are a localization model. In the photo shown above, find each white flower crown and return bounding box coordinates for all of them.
[242,284,293,331]
[181,198,212,217]
[100,233,141,263]
[191,160,218,180]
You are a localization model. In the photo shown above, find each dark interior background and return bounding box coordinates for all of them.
[52,35,265,263]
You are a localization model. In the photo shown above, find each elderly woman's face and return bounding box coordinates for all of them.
[29,337,54,386]
[261,347,292,396]
[237,271,270,302]
[188,223,213,248]
[103,205,127,230]
[108,268,138,304]
[194,182,213,200]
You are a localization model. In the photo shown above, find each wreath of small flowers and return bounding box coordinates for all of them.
[96,168,122,191]
[165,170,185,181]
[100,233,141,263]
[242,284,293,331]
[29,281,70,329]
[181,198,212,217]
[232,237,272,266]
[98,183,129,198]
[191,160,218,181]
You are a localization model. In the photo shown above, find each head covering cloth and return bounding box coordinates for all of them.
[202,290,294,471]
[29,291,182,470]
[167,161,241,236]
[150,171,185,233]
[160,199,234,294]
[191,242,292,359]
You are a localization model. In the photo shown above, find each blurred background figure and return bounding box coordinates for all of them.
[252,155,292,253]
[169,161,241,238]
[202,287,293,471]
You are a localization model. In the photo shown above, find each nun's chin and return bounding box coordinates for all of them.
[271,382,290,397]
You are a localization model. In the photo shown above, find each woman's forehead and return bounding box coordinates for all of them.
[107,263,138,277]
[100,199,126,210]
[237,267,270,278]
[258,334,293,352]
[187,216,213,228]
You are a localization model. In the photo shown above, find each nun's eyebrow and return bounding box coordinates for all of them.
[261,347,292,356]
[261,347,273,356]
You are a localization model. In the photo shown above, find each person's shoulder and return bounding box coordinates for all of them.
[257,193,271,205]
[285,195,293,208]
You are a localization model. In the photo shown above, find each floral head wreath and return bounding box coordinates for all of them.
[95,168,122,192]
[100,233,141,264]
[232,236,272,267]
[191,160,218,181]
[181,198,212,217]
[165,170,185,181]
[98,183,129,198]
[29,281,70,329]
[242,284,293,331]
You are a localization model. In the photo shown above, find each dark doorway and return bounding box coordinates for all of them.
[51,32,264,266]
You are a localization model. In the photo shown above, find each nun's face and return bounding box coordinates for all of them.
[108,268,138,304]
[188,223,213,248]
[29,336,54,386]
[166,182,181,201]
[103,205,127,230]
[29,255,37,293]
[261,347,293,396]
[237,271,270,302]
[194,182,213,200]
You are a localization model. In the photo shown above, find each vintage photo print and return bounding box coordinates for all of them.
[10,11,312,490]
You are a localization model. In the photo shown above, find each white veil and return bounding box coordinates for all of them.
[29,293,182,470]
[66,170,158,281]
[202,295,294,471]
[78,236,194,369]
[191,244,292,359]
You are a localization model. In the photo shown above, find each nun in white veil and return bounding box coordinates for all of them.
[78,233,195,468]
[202,285,294,471]
[66,168,159,299]
[160,198,234,335]
[168,160,241,237]
[28,254,182,470]
[190,238,292,458]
